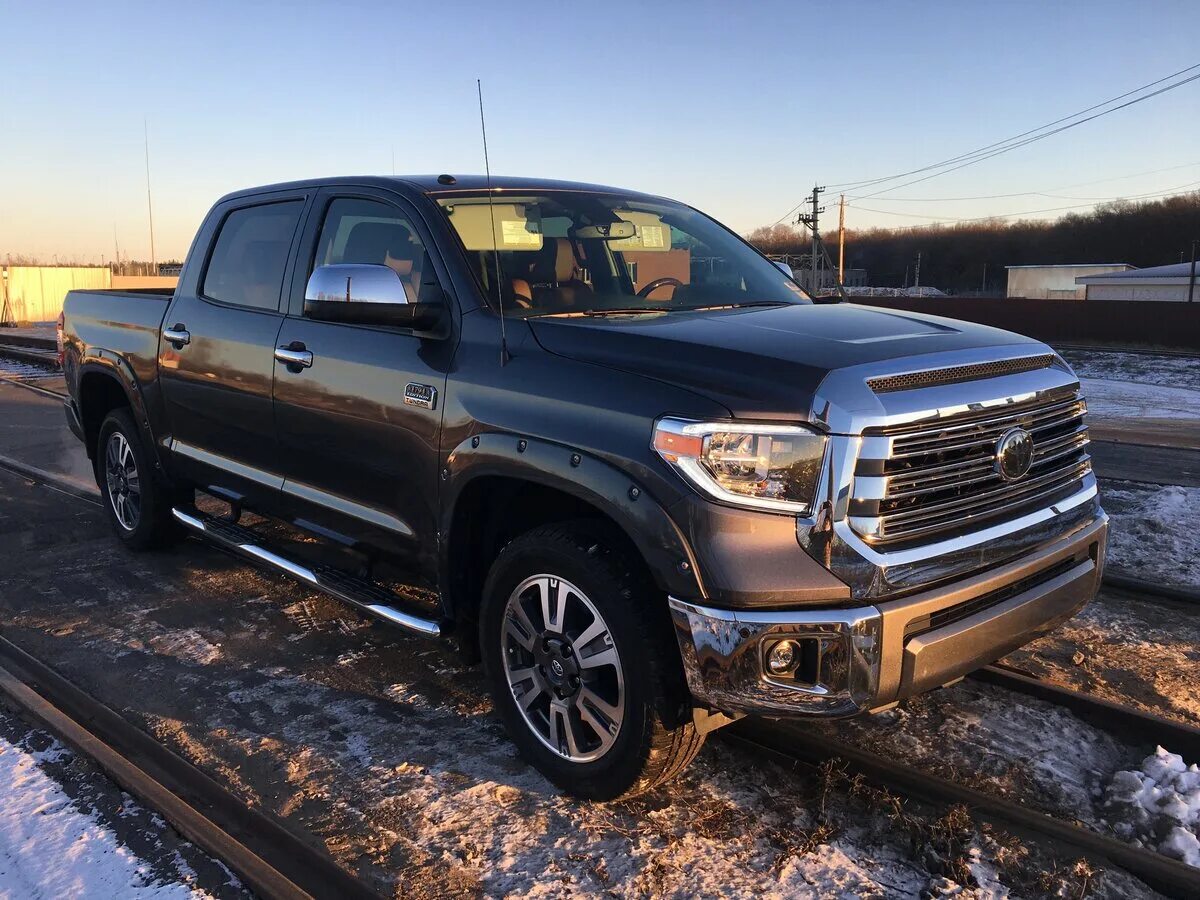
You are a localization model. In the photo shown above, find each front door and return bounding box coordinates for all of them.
[272,189,456,578]
[158,192,308,505]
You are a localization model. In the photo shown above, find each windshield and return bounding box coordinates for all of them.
[436,191,810,316]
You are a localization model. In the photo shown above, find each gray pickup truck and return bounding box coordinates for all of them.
[61,175,1107,798]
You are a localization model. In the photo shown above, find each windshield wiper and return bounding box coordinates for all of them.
[675,300,792,311]
[531,307,674,318]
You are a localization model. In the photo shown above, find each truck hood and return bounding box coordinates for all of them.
[527,303,1046,422]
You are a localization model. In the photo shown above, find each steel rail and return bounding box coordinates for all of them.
[1101,572,1200,604]
[725,719,1200,899]
[971,663,1200,759]
[0,369,68,400]
[0,635,382,900]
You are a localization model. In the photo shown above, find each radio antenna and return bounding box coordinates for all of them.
[477,79,509,365]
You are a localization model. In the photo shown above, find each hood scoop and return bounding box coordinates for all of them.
[866,354,1056,394]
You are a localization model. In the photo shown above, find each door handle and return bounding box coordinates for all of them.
[274,344,313,369]
[163,324,190,348]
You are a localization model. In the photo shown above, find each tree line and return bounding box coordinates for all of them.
[746,191,1200,293]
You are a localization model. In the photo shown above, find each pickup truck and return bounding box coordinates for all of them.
[62,175,1107,799]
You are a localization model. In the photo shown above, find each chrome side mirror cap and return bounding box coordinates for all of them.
[305,264,411,305]
[303,264,447,333]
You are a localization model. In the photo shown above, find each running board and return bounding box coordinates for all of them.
[171,507,443,638]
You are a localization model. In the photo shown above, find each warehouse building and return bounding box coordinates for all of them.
[1076,261,1199,301]
[1005,263,1132,300]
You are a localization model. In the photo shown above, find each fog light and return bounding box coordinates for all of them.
[766,640,798,675]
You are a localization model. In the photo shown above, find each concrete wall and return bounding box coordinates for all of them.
[1,266,111,324]
[0,268,179,325]
[1006,265,1129,300]
[851,295,1200,351]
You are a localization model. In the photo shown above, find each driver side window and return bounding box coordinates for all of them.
[313,198,436,303]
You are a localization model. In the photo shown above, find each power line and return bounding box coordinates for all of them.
[852,71,1200,201]
[844,161,1200,203]
[830,61,1200,192]
[848,180,1200,229]
[772,62,1200,223]
[851,178,1200,222]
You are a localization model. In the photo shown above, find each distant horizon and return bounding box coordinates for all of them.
[3,0,1198,261]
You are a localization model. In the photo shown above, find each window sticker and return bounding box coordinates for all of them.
[640,225,665,249]
[502,219,542,247]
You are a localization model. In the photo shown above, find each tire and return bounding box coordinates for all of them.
[95,408,184,551]
[480,522,705,800]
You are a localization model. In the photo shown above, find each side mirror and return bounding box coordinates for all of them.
[303,264,446,331]
[772,260,794,277]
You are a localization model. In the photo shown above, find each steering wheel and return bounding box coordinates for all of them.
[637,277,684,298]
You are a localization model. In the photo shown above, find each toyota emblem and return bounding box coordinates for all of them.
[995,427,1034,481]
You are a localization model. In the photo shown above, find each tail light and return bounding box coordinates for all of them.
[56,311,65,366]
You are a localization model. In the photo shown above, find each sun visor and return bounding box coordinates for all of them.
[444,201,543,251]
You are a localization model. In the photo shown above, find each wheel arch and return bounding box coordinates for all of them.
[76,360,162,473]
[441,434,704,661]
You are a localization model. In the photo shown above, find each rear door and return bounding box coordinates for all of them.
[158,191,309,504]
[272,187,456,576]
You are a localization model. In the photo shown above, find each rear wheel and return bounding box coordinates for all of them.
[480,523,704,800]
[96,408,184,551]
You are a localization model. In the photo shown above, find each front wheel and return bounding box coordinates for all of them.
[480,523,704,800]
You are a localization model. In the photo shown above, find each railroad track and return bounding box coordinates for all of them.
[0,635,381,900]
[724,717,1200,899]
[724,660,1200,897]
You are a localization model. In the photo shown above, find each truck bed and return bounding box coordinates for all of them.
[62,288,174,391]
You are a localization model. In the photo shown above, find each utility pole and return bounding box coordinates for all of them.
[837,194,846,285]
[1189,239,1197,304]
[144,118,157,276]
[981,262,988,293]
[914,251,922,291]
[795,185,825,294]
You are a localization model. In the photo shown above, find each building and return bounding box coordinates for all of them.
[1005,264,1132,300]
[1076,261,1200,301]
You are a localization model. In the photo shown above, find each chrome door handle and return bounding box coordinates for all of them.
[163,325,190,347]
[274,346,313,368]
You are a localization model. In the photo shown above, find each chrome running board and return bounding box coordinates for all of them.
[171,507,443,638]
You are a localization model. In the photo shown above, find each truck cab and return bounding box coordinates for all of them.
[62,175,1106,799]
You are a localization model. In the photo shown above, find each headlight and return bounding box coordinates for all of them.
[652,418,827,514]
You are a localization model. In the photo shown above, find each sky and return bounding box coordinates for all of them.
[1,0,1198,263]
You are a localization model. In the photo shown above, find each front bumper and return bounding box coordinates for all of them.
[669,512,1106,717]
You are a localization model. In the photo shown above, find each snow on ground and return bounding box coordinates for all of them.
[1099,479,1200,589]
[0,356,56,380]
[0,714,215,899]
[1057,347,1200,420]
[1059,348,1200,392]
[1079,378,1200,420]
[1102,746,1200,867]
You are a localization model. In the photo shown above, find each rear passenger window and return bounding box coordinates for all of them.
[202,201,303,310]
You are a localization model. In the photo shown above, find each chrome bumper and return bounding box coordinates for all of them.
[670,513,1106,718]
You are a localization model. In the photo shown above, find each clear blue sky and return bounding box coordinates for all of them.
[2,0,1198,262]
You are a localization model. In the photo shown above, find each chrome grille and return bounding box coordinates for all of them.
[849,391,1091,546]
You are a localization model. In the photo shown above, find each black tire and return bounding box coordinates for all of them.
[480,522,705,800]
[95,408,185,551]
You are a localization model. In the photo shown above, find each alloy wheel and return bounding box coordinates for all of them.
[104,431,141,531]
[501,574,625,763]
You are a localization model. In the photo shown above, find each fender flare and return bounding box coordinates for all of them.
[440,432,706,611]
[74,354,165,473]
